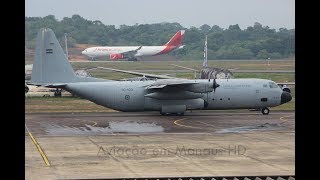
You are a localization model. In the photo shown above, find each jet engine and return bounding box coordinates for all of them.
[110,54,124,60]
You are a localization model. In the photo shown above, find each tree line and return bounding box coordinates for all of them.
[25,15,295,60]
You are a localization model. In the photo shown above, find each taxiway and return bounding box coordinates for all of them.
[25,111,295,179]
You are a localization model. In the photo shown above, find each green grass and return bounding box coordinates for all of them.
[25,96,116,113]
[71,59,295,81]
[71,59,295,71]
[89,71,295,83]
[234,73,295,82]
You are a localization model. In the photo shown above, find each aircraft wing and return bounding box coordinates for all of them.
[120,46,142,59]
[95,66,180,79]
[144,79,198,89]
[26,82,67,88]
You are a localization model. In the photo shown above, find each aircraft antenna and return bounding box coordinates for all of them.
[203,35,208,67]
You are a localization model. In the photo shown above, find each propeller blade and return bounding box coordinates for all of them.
[212,78,220,92]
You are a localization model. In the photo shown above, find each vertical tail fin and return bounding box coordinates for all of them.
[164,30,185,46]
[30,28,77,85]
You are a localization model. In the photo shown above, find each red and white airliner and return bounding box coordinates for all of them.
[81,30,185,61]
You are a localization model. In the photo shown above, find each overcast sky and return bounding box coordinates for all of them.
[25,0,295,30]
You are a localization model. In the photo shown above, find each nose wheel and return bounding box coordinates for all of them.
[261,107,270,115]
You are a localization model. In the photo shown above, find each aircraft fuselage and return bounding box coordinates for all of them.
[82,46,177,59]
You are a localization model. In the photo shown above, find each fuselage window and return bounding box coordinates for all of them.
[261,98,268,102]
[263,84,268,88]
[269,82,279,88]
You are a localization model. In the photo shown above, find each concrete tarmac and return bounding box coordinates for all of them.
[25,111,295,179]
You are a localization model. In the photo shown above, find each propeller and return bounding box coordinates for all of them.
[213,78,220,92]
[209,73,220,92]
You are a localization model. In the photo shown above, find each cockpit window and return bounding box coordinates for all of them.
[263,84,268,88]
[269,82,279,88]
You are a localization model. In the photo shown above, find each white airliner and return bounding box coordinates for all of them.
[81,30,185,61]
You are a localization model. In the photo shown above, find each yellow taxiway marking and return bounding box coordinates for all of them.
[25,124,51,166]
[279,115,294,125]
[197,121,216,128]
[173,118,202,129]
[78,119,98,127]
[89,121,97,127]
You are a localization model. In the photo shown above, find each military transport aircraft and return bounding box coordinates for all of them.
[28,28,292,115]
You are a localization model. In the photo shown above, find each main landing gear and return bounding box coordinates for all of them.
[160,113,185,116]
[160,110,184,116]
[54,88,62,97]
[261,107,270,115]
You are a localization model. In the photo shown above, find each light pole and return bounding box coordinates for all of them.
[266,57,270,79]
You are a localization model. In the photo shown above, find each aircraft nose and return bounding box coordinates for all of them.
[81,50,87,55]
[281,91,292,104]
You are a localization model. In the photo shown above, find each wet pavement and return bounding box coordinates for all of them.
[25,111,295,136]
[25,111,295,179]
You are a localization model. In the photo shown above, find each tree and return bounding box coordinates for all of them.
[257,49,269,59]
[210,25,223,33]
[199,24,211,35]
[25,16,295,60]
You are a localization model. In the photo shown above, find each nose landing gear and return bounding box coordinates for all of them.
[261,107,270,115]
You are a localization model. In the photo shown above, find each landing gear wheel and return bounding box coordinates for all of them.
[54,88,62,97]
[261,107,270,115]
[25,86,29,94]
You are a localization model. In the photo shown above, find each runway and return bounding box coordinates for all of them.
[25,111,295,179]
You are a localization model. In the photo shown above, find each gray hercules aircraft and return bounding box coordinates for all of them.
[29,28,292,115]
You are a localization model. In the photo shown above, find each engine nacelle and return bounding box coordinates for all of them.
[145,98,205,112]
[145,91,204,100]
[109,54,123,60]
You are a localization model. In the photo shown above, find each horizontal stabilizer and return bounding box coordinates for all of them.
[27,82,67,88]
